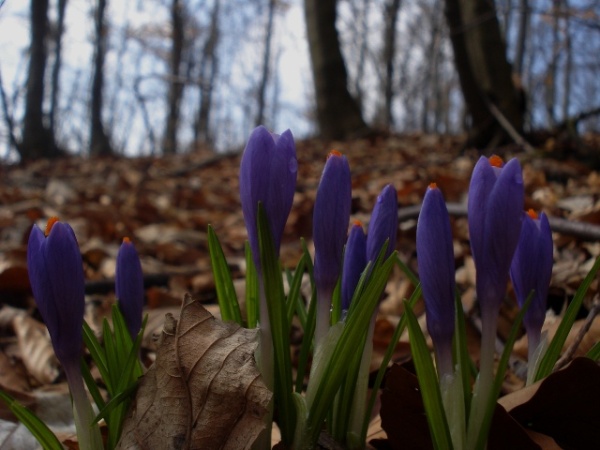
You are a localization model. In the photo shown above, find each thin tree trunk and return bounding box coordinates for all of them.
[545,0,560,127]
[90,0,113,156]
[21,0,60,159]
[514,0,529,76]
[561,0,572,122]
[256,0,276,127]
[381,0,401,129]
[163,0,185,154]
[49,0,67,133]
[304,0,369,139]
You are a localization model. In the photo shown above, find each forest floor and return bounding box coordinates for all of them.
[1,132,600,448]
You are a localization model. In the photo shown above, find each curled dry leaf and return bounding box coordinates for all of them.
[117,294,272,450]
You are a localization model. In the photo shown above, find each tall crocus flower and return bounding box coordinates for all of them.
[366,184,398,263]
[239,125,297,270]
[116,237,144,341]
[341,220,367,313]
[27,218,103,450]
[313,150,351,345]
[417,183,456,379]
[510,210,553,364]
[466,155,524,449]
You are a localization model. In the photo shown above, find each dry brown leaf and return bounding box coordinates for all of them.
[116,294,271,450]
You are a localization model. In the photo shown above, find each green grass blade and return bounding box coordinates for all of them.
[286,254,307,325]
[535,255,600,381]
[245,241,259,328]
[453,290,472,416]
[394,252,419,286]
[82,321,111,391]
[404,302,453,450]
[80,358,107,414]
[0,389,64,450]
[295,284,317,393]
[208,225,242,325]
[586,340,600,361]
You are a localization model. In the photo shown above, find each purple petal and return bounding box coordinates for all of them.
[116,238,144,339]
[341,221,367,311]
[366,184,398,263]
[313,151,352,292]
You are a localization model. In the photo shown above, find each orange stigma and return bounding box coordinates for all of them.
[489,155,504,168]
[429,182,438,190]
[123,236,131,244]
[45,217,59,237]
[527,209,538,220]
[353,219,363,227]
[327,149,342,159]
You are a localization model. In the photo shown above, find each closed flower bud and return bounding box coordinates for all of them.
[366,184,398,263]
[239,126,297,270]
[27,218,85,365]
[341,220,367,312]
[116,237,144,340]
[510,210,553,355]
[313,150,352,294]
[417,183,456,376]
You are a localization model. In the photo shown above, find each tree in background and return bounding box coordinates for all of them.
[444,0,524,148]
[304,0,369,139]
[90,0,114,156]
[20,0,61,160]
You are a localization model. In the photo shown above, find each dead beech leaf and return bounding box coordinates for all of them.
[116,294,271,450]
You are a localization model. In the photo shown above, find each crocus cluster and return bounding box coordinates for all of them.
[27,218,103,450]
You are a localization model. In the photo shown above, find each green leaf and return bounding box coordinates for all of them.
[404,301,453,450]
[245,241,259,328]
[586,340,600,361]
[295,284,317,394]
[286,254,307,325]
[0,389,64,450]
[535,255,600,381]
[257,204,296,444]
[208,225,242,325]
[360,284,422,444]
[82,321,111,392]
[453,290,472,416]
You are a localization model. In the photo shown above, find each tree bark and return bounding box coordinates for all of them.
[21,0,60,160]
[380,0,402,129]
[304,0,369,139]
[444,0,524,148]
[49,0,67,133]
[255,0,276,127]
[90,0,113,156]
[162,0,186,154]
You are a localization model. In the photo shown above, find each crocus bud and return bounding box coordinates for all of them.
[27,218,86,365]
[510,210,553,356]
[417,183,456,377]
[468,156,524,315]
[313,150,352,295]
[341,220,367,312]
[239,126,297,270]
[116,237,144,340]
[366,184,398,263]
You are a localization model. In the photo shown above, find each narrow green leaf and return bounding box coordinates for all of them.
[453,290,472,416]
[535,255,600,381]
[394,252,419,287]
[82,321,111,391]
[257,204,296,444]
[286,254,307,325]
[360,284,422,444]
[404,302,453,450]
[0,390,64,450]
[295,284,317,393]
[586,340,600,361]
[245,241,259,328]
[330,279,342,324]
[208,225,242,325]
[80,359,107,414]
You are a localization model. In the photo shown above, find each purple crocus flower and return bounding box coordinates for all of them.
[27,218,85,365]
[510,210,553,359]
[366,184,398,263]
[239,126,297,269]
[417,184,456,377]
[116,237,144,340]
[313,150,351,344]
[341,220,367,312]
[468,155,524,314]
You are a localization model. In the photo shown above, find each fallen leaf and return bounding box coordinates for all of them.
[116,294,271,450]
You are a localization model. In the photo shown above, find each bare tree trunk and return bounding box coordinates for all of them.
[90,0,113,156]
[256,0,276,127]
[304,0,369,139]
[545,0,560,127]
[561,0,572,122]
[514,0,529,76]
[21,0,60,160]
[380,0,401,129]
[444,0,524,148]
[351,0,371,110]
[163,0,186,154]
[49,0,67,133]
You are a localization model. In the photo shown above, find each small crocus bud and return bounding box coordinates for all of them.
[27,217,85,365]
[468,155,524,315]
[341,220,367,312]
[116,237,144,340]
[510,210,553,358]
[313,150,352,298]
[417,183,456,377]
[366,184,398,263]
[239,125,297,270]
